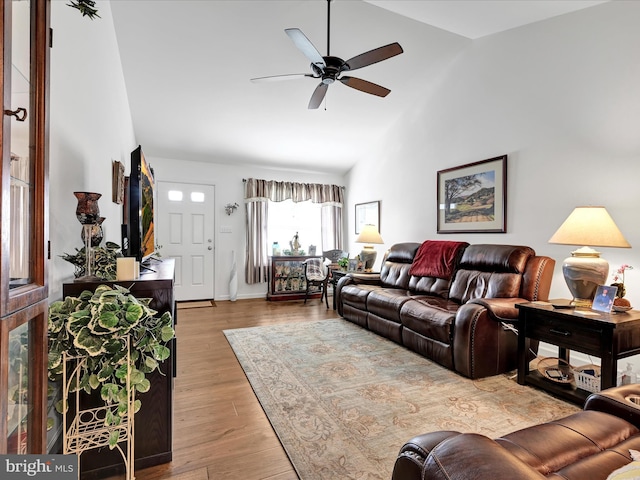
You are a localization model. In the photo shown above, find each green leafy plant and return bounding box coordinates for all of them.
[67,0,100,20]
[60,241,121,280]
[337,257,349,270]
[47,284,175,448]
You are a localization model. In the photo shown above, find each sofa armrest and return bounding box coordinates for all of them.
[392,431,461,480]
[467,297,528,322]
[454,301,531,378]
[584,384,640,429]
[335,273,382,316]
[421,433,546,480]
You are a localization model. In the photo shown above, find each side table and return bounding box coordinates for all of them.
[516,300,640,405]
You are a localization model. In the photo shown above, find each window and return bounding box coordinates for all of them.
[167,190,183,202]
[268,200,321,255]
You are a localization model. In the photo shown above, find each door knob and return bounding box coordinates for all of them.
[208,246,213,250]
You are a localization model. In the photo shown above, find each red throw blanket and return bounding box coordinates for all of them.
[409,240,469,279]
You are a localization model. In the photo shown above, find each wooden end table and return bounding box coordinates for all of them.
[516,300,640,405]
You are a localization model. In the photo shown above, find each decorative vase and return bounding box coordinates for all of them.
[80,217,105,247]
[74,191,102,225]
[73,192,102,281]
[229,250,238,302]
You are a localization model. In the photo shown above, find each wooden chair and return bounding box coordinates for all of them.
[303,257,329,308]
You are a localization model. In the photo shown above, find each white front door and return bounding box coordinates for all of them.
[157,181,215,301]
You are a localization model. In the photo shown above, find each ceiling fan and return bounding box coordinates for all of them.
[251,0,403,109]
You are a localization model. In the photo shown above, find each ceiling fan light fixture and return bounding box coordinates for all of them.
[253,0,403,108]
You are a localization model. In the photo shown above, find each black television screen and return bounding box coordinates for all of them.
[125,145,156,263]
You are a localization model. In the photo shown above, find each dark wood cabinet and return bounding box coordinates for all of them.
[62,259,176,479]
[0,0,50,454]
[268,255,322,301]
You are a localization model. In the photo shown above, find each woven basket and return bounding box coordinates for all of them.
[536,357,574,384]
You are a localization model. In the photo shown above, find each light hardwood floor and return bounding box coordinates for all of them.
[111,298,340,480]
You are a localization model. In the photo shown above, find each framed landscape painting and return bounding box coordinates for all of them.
[437,155,507,233]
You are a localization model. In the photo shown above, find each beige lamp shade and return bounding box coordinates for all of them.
[549,206,630,307]
[356,224,383,272]
[356,224,384,245]
[548,206,630,249]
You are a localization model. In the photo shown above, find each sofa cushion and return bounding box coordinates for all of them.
[449,245,535,303]
[400,298,458,345]
[367,289,415,322]
[496,411,639,475]
[340,284,381,310]
[380,243,420,289]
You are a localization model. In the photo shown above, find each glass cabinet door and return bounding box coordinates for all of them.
[1,301,48,454]
[0,0,49,454]
[6,321,31,453]
[2,0,49,316]
[9,0,33,290]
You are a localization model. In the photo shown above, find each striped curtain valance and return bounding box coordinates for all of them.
[244,178,344,205]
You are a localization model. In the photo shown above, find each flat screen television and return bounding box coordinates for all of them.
[123,145,156,264]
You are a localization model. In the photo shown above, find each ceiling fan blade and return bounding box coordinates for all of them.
[251,73,316,83]
[308,83,328,109]
[285,28,326,69]
[339,76,390,97]
[343,42,403,71]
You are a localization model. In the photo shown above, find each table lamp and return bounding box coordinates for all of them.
[356,224,383,272]
[548,206,630,307]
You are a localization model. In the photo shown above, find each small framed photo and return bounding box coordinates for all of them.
[592,285,618,313]
[348,259,358,271]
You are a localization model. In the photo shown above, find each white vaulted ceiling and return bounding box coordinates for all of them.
[109,0,607,174]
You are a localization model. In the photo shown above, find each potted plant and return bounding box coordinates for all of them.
[60,241,121,280]
[337,257,349,271]
[47,284,175,448]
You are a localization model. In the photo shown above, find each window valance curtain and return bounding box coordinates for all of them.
[243,178,345,285]
[244,178,344,204]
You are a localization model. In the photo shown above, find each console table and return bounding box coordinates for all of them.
[62,259,175,479]
[516,300,640,405]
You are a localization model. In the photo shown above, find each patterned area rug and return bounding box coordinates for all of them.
[224,319,580,480]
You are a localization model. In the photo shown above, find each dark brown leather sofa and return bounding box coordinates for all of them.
[392,384,640,480]
[335,242,555,379]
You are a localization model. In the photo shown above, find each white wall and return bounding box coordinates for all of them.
[148,157,345,300]
[345,1,640,368]
[48,1,136,301]
[46,1,344,303]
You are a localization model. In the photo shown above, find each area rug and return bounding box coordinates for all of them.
[224,319,580,480]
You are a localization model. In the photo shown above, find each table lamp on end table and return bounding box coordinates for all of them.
[356,224,383,272]
[548,206,630,307]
